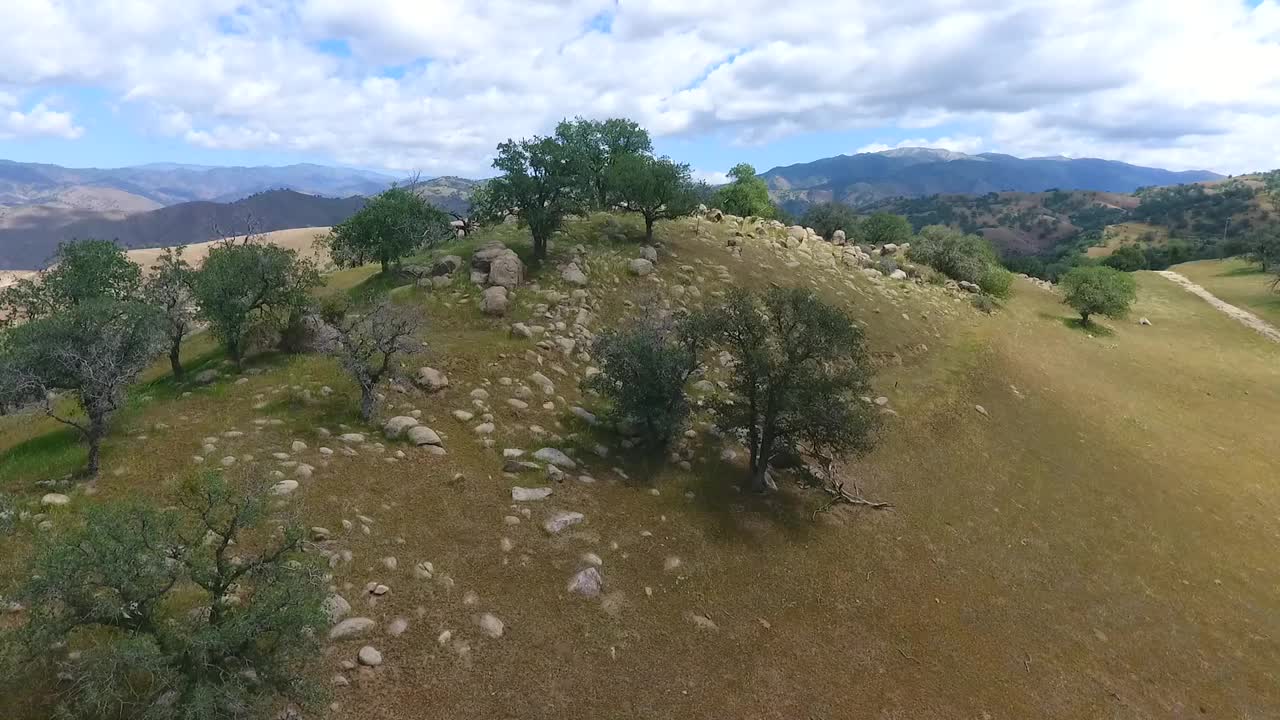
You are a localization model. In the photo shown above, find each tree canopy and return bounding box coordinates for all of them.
[608,154,699,241]
[478,134,586,261]
[861,212,913,247]
[801,202,859,241]
[555,117,653,210]
[0,239,141,327]
[143,246,197,379]
[1060,265,1137,326]
[328,186,452,274]
[712,163,778,219]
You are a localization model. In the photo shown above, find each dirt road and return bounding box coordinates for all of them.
[1156,270,1280,343]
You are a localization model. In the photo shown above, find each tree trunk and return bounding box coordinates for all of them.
[381,257,390,275]
[169,338,184,380]
[86,426,103,478]
[359,387,378,422]
[645,216,655,242]
[532,235,547,262]
[228,338,243,370]
[1080,312,1091,327]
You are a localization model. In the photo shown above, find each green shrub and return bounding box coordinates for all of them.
[2,473,328,720]
[978,265,1014,298]
[876,257,900,276]
[971,294,998,314]
[588,311,710,449]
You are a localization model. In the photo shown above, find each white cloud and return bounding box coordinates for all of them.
[692,169,730,185]
[1,1,1279,173]
[0,92,82,139]
[855,136,988,156]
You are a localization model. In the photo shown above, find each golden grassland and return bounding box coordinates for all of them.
[2,215,1278,719]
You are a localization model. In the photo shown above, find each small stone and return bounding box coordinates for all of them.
[416,367,450,392]
[383,416,420,439]
[40,493,71,507]
[628,258,654,276]
[452,410,475,422]
[478,613,505,638]
[974,405,989,417]
[473,422,496,435]
[271,480,299,495]
[543,511,585,534]
[357,646,383,667]
[323,594,352,623]
[533,447,576,469]
[407,426,443,446]
[512,486,553,502]
[567,567,604,598]
[387,617,409,637]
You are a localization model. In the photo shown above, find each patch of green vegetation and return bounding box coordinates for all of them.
[0,427,84,488]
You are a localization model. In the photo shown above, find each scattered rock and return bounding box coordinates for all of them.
[383,416,419,439]
[511,486,553,502]
[1139,317,1152,326]
[570,407,598,426]
[407,426,443,446]
[567,567,604,598]
[193,369,220,385]
[638,245,658,263]
[357,646,383,667]
[415,367,450,392]
[40,493,70,507]
[478,613,505,638]
[628,258,654,276]
[974,404,989,417]
[323,594,352,623]
[328,617,376,640]
[543,511,585,534]
[561,263,588,286]
[271,480,299,495]
[481,286,510,316]
[687,613,719,631]
[533,447,576,469]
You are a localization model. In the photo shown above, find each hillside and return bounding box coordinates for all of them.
[764,148,1221,212]
[2,212,1279,718]
[0,159,393,207]
[0,189,364,269]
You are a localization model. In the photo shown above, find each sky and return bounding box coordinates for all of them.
[2,0,1279,181]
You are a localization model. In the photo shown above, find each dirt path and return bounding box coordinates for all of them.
[1156,270,1280,343]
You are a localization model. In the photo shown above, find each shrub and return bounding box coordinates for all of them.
[712,163,778,219]
[978,265,1014,298]
[1060,265,1137,326]
[971,294,998,314]
[861,213,912,247]
[331,301,422,421]
[588,310,710,449]
[801,202,859,240]
[143,246,197,379]
[328,185,453,274]
[3,473,328,720]
[908,225,990,284]
[706,287,878,492]
[876,257,900,276]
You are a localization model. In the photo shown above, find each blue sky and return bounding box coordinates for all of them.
[2,1,1278,178]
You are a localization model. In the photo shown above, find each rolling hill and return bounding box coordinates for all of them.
[763,148,1222,212]
[0,189,365,269]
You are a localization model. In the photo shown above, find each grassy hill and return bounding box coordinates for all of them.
[1172,257,1280,327]
[2,213,1279,718]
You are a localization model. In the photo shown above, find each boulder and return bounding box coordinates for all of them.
[832,229,847,245]
[384,416,420,439]
[533,447,577,469]
[889,269,908,281]
[193,369,219,385]
[279,312,340,354]
[639,245,658,263]
[431,255,462,276]
[882,243,899,255]
[561,263,588,286]
[323,594,352,623]
[407,426,442,446]
[357,646,383,667]
[488,252,524,289]
[481,286,510,316]
[415,367,449,392]
[471,241,510,271]
[707,208,724,222]
[628,258,654,276]
[41,493,71,507]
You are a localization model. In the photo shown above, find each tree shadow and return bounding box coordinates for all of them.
[0,427,85,488]
[1219,264,1266,278]
[1038,311,1116,336]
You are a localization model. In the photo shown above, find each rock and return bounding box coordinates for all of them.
[383,416,420,439]
[478,613,505,638]
[638,245,658,263]
[291,440,308,452]
[889,269,908,280]
[570,407,598,426]
[510,322,533,339]
[567,567,604,598]
[628,258,654,276]
[561,263,588,286]
[958,280,980,293]
[471,241,510,270]
[882,243,899,255]
[832,229,847,244]
[41,493,71,507]
[974,404,989,417]
[387,617,409,637]
[432,255,463,276]
[529,372,555,394]
[323,594,352,623]
[473,422,495,435]
[407,425,442,446]
[481,286,509,316]
[511,486,553,502]
[193,369,220,385]
[279,312,340,354]
[338,433,365,444]
[707,208,724,222]
[533,447,576,469]
[687,613,719,631]
[357,646,383,667]
[543,511,584,534]
[415,367,450,392]
[452,410,475,422]
[1139,317,1152,326]
[328,617,376,640]
[488,252,525,289]
[271,480,299,495]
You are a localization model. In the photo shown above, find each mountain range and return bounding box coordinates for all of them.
[0,160,395,208]
[763,148,1222,213]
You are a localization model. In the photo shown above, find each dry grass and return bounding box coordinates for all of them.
[1086,221,1169,258]
[2,215,1279,719]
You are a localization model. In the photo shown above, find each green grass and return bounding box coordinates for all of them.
[3,213,1280,719]
[1173,257,1280,326]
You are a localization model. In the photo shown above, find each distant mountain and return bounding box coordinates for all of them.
[0,159,396,207]
[408,176,479,217]
[0,189,366,270]
[762,148,1223,212]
